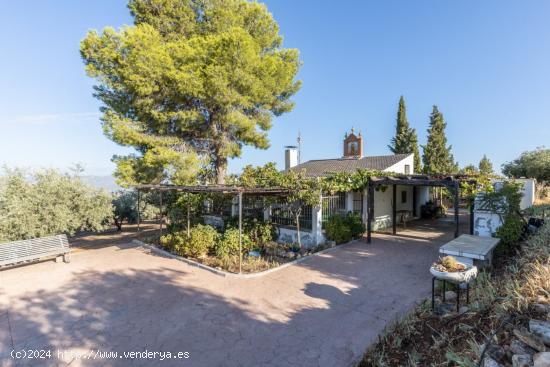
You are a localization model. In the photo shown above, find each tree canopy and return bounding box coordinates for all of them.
[81,0,301,186]
[388,96,421,173]
[502,148,550,182]
[422,105,457,174]
[460,164,478,175]
[478,154,494,175]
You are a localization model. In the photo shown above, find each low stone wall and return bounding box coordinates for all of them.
[276,227,324,248]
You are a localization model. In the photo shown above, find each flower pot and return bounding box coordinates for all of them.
[430,263,478,283]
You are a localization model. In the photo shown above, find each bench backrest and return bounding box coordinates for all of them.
[0,234,70,266]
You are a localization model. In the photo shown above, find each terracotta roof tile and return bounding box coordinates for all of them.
[289,154,411,177]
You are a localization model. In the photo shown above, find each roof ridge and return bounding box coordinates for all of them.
[303,153,410,163]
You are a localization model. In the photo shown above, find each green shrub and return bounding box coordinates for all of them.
[324,213,365,244]
[161,225,218,258]
[247,222,275,248]
[215,228,253,259]
[184,224,218,258]
[159,232,186,252]
[346,212,366,237]
[496,215,524,247]
[325,215,352,244]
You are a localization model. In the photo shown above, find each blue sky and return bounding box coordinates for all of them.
[1,1,549,176]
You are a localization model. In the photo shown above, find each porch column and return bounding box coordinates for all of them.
[367,183,374,243]
[136,189,140,232]
[312,200,323,245]
[345,192,354,213]
[392,184,397,235]
[159,190,163,238]
[412,185,417,217]
[238,192,243,274]
[469,198,474,235]
[453,182,459,238]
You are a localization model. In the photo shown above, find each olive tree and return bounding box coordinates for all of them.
[0,168,113,242]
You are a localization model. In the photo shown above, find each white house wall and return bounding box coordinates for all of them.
[473,212,502,237]
[516,178,536,210]
[371,185,415,230]
[384,153,415,174]
[277,227,322,248]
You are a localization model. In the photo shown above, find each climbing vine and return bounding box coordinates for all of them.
[319,169,391,194]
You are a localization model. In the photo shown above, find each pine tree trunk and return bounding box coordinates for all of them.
[215,159,227,185]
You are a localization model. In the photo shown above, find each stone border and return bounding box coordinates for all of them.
[131,239,359,279]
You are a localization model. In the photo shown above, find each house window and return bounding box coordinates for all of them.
[401,190,407,204]
[404,164,411,174]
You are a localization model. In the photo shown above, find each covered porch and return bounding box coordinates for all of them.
[365,175,475,244]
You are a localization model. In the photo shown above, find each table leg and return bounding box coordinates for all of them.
[432,277,435,310]
[457,284,461,312]
[466,283,470,304]
[442,280,446,302]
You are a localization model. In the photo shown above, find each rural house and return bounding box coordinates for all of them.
[275,129,431,246]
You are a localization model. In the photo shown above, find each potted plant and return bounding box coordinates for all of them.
[430,256,478,283]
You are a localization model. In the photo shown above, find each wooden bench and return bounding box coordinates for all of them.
[0,234,71,268]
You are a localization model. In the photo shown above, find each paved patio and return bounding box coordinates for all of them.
[0,215,466,367]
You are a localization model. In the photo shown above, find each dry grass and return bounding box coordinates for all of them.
[360,223,550,367]
[501,224,550,312]
[536,197,550,205]
[199,255,287,274]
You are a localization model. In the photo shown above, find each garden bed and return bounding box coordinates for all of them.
[138,224,340,275]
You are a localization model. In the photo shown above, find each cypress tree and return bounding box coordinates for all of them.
[422,105,456,174]
[388,96,422,173]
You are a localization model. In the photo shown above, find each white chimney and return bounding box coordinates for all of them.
[285,146,298,170]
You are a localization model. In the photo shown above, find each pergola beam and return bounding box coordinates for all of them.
[133,184,291,196]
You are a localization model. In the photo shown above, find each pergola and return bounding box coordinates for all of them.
[365,174,476,244]
[133,184,291,273]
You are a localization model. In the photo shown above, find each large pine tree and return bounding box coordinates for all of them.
[81,0,301,185]
[422,105,456,174]
[388,96,422,173]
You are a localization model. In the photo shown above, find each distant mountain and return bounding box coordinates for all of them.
[81,175,121,192]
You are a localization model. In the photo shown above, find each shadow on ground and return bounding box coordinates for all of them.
[0,212,470,367]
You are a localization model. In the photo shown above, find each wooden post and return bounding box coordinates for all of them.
[136,189,140,232]
[367,183,374,243]
[159,190,163,238]
[412,185,417,217]
[454,182,459,238]
[238,192,243,274]
[469,198,474,235]
[187,196,191,239]
[392,184,397,235]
